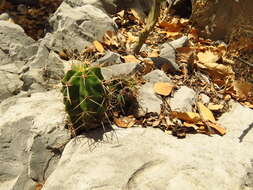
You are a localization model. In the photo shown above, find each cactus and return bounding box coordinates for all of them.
[62,62,138,133]
[62,62,107,130]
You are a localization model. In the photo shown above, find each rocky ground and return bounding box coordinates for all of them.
[0,0,252,190]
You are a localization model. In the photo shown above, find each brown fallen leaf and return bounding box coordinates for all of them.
[123,55,141,63]
[242,102,253,109]
[35,184,43,190]
[117,10,125,17]
[58,50,68,60]
[177,47,194,63]
[103,31,119,47]
[188,27,198,39]
[154,82,174,96]
[226,80,253,100]
[159,20,183,32]
[208,103,224,111]
[197,51,234,79]
[93,40,105,53]
[159,30,181,38]
[197,102,216,122]
[183,122,198,130]
[197,50,219,63]
[130,8,144,21]
[206,121,226,135]
[170,111,201,123]
[114,116,136,128]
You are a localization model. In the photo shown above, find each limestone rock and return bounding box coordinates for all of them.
[152,36,188,73]
[64,0,118,14]
[168,86,196,112]
[0,20,38,101]
[218,102,253,143]
[101,62,139,80]
[96,51,122,66]
[0,90,71,190]
[42,123,253,190]
[47,3,116,52]
[137,70,172,116]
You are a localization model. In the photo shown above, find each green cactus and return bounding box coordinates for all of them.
[62,62,138,133]
[62,62,107,130]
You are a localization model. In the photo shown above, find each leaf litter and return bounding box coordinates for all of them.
[64,3,252,138]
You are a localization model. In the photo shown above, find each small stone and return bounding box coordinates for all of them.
[143,69,171,83]
[137,70,172,116]
[199,93,210,105]
[169,36,188,49]
[96,51,122,66]
[101,62,140,80]
[0,13,10,21]
[168,86,196,112]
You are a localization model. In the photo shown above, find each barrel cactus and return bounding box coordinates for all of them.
[61,62,108,131]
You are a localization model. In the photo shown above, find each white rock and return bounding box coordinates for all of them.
[101,62,139,80]
[0,90,70,190]
[199,93,210,105]
[168,86,196,112]
[42,125,253,190]
[137,70,172,116]
[47,3,116,52]
[218,102,253,143]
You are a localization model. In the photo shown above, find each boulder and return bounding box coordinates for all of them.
[42,117,253,190]
[0,20,38,102]
[0,90,71,190]
[45,3,116,52]
[20,41,66,93]
[218,102,253,143]
[64,0,118,14]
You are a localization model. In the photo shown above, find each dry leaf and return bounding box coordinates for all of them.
[183,122,198,130]
[170,111,201,123]
[160,31,181,38]
[197,50,234,78]
[126,32,138,43]
[177,47,194,63]
[161,63,172,73]
[93,40,105,53]
[159,20,183,32]
[226,80,253,100]
[180,18,189,26]
[207,121,226,135]
[35,184,43,190]
[197,102,216,122]
[58,50,68,60]
[117,10,125,17]
[208,103,224,111]
[114,116,136,128]
[197,51,219,64]
[154,82,174,96]
[123,55,140,63]
[188,27,198,39]
[152,120,161,127]
[242,102,253,109]
[103,31,119,47]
